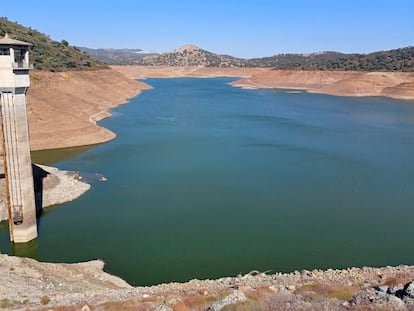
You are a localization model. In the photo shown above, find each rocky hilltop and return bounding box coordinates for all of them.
[136,44,246,67]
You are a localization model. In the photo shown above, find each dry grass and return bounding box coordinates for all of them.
[93,299,155,311]
[382,272,414,287]
[243,286,276,301]
[181,293,217,310]
[296,283,358,301]
[40,295,50,305]
[221,299,271,311]
[38,306,80,311]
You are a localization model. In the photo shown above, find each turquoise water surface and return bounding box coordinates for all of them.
[1,77,414,285]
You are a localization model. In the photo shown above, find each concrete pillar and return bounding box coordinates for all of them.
[0,34,37,243]
[0,90,37,243]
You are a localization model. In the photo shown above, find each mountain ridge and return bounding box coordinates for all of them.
[77,47,158,65]
[132,44,414,71]
[1,17,413,72]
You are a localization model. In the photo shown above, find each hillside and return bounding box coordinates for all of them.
[246,48,414,71]
[0,17,107,71]
[78,47,159,65]
[135,44,414,71]
[136,44,246,67]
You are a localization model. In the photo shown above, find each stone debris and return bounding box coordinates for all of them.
[350,281,414,310]
[81,305,91,311]
[207,290,247,311]
[155,305,173,311]
[0,255,413,310]
[35,164,91,208]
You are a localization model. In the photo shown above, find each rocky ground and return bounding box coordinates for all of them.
[0,254,414,310]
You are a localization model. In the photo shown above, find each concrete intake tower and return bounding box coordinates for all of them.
[0,33,37,243]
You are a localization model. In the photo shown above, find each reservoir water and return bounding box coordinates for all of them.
[1,77,414,285]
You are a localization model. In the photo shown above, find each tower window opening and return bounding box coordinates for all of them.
[14,48,25,63]
[0,48,9,55]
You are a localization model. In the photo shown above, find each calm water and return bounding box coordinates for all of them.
[2,77,414,285]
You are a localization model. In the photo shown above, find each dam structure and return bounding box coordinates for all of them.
[0,33,37,243]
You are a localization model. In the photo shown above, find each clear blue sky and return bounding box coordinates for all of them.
[3,0,414,58]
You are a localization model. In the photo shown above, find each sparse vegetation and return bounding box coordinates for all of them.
[136,45,245,67]
[381,272,414,287]
[181,293,218,310]
[0,18,108,72]
[295,282,357,301]
[254,48,414,71]
[78,47,158,65]
[40,295,51,305]
[0,298,17,308]
[221,299,271,311]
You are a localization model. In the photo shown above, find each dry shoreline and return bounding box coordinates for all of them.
[28,69,152,151]
[112,66,414,100]
[1,253,414,310]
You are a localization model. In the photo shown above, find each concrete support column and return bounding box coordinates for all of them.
[0,91,37,243]
[24,50,29,65]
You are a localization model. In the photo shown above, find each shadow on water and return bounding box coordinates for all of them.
[32,164,49,216]
[31,145,94,165]
[12,238,39,260]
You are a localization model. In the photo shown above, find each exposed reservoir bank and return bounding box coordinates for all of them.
[2,77,414,289]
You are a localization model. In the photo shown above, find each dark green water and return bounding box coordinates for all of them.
[2,77,414,286]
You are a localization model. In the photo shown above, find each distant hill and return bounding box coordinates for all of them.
[0,17,107,72]
[78,47,159,65]
[135,44,414,72]
[246,48,414,71]
[136,44,246,67]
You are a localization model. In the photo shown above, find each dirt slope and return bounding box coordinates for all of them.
[27,69,151,151]
[230,70,414,100]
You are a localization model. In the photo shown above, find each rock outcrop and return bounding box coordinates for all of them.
[136,45,245,67]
